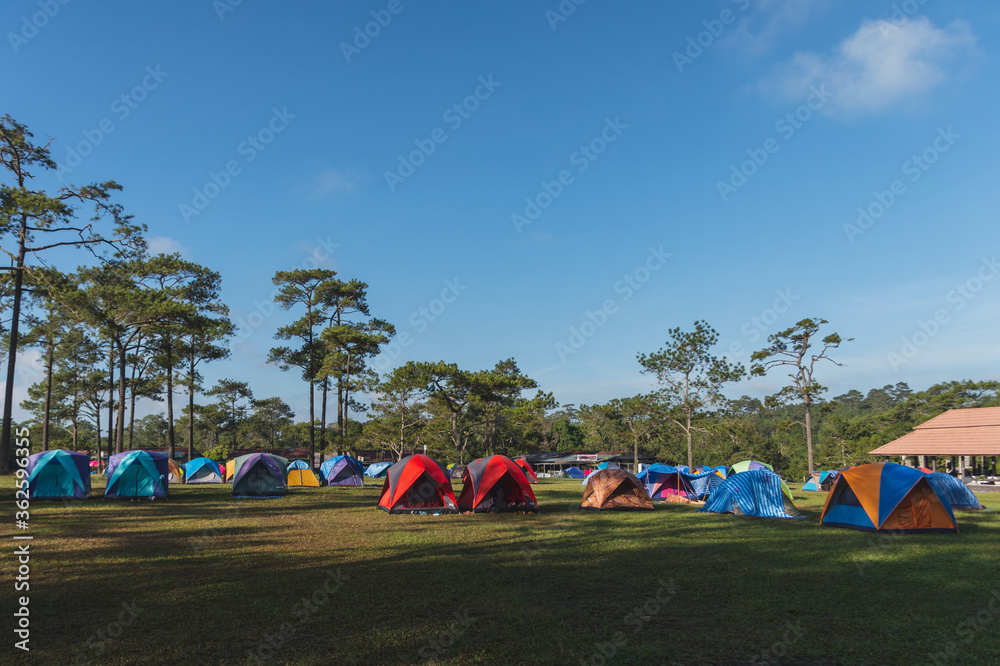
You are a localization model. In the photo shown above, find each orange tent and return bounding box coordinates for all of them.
[820,462,958,533]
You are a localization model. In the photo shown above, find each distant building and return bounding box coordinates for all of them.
[869,407,1000,477]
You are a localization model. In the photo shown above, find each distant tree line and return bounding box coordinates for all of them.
[3,114,996,477]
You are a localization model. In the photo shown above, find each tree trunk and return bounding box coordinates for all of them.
[804,397,815,474]
[94,408,102,473]
[686,408,694,469]
[42,343,53,451]
[0,224,27,473]
[343,354,352,441]
[115,344,127,454]
[308,377,315,467]
[320,376,328,455]
[108,342,115,458]
[166,342,175,460]
[188,350,195,461]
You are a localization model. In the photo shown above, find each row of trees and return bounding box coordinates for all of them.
[4,114,993,478]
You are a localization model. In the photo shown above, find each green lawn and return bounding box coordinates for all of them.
[3,476,999,665]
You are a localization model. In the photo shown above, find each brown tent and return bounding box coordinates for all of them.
[581,469,654,510]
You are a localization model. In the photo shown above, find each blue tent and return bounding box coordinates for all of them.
[26,450,91,500]
[185,457,223,483]
[699,470,804,519]
[563,466,585,479]
[803,470,838,491]
[106,451,169,499]
[597,461,620,470]
[820,463,957,533]
[364,461,393,478]
[924,472,984,510]
[682,469,724,500]
[320,455,364,486]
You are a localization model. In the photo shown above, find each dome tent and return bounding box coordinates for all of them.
[320,455,364,486]
[514,458,538,483]
[231,452,289,498]
[185,457,223,484]
[803,470,838,492]
[377,454,458,514]
[105,451,169,500]
[364,461,393,478]
[699,470,803,520]
[821,463,958,533]
[26,450,90,500]
[581,469,653,510]
[287,459,320,487]
[457,455,538,513]
[923,472,984,510]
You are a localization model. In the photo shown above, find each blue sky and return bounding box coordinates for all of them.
[3,0,999,421]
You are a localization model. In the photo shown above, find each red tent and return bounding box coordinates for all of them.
[514,458,538,484]
[377,454,458,514]
[457,455,538,513]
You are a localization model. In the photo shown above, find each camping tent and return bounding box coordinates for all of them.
[802,470,838,492]
[26,450,91,500]
[450,464,467,480]
[711,465,729,478]
[581,469,653,510]
[820,462,958,533]
[731,460,793,499]
[320,455,364,486]
[231,452,289,497]
[377,454,458,514]
[286,460,320,487]
[683,469,725,500]
[185,457,223,484]
[922,472,984,510]
[364,461,393,478]
[563,466,585,479]
[224,459,236,482]
[167,459,184,484]
[105,450,169,499]
[699,470,804,519]
[457,455,538,513]
[644,465,700,503]
[597,461,621,470]
[731,460,773,474]
[515,458,538,484]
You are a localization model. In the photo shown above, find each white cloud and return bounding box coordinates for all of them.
[147,235,192,258]
[762,17,975,115]
[313,167,368,195]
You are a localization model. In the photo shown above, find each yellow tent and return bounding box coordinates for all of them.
[287,467,320,487]
[225,459,235,482]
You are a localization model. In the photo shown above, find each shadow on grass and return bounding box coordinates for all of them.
[2,478,997,665]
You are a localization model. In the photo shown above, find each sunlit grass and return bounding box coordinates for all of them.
[3,475,998,665]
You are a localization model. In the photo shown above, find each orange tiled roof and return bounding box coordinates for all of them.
[869,407,1000,456]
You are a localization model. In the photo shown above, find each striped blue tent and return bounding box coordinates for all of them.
[924,473,984,510]
[699,470,804,519]
[364,461,393,478]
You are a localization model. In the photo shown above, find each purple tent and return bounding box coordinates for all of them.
[320,455,364,486]
[105,450,170,499]
[26,450,91,499]
[231,452,289,497]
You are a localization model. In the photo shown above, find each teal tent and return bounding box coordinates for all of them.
[27,450,91,499]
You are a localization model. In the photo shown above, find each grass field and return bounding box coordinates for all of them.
[3,475,999,665]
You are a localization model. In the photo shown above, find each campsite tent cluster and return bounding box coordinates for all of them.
[25,450,982,532]
[24,449,371,499]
